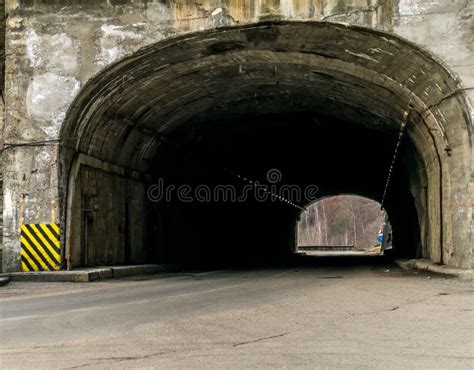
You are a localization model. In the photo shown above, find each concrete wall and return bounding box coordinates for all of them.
[1,0,473,271]
[0,0,5,268]
[68,165,147,267]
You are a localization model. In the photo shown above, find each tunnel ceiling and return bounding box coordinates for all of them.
[153,111,404,204]
[62,21,470,173]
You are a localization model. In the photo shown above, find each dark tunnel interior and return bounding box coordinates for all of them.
[144,111,421,266]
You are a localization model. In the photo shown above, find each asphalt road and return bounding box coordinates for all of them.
[0,261,473,369]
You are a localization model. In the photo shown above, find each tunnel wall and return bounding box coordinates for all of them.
[67,162,149,267]
[1,0,473,271]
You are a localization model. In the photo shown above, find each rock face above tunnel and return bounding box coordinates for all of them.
[1,1,473,271]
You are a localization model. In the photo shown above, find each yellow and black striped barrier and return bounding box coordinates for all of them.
[20,223,61,271]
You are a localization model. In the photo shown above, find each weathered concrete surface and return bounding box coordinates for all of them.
[0,265,473,368]
[0,276,9,286]
[0,1,473,271]
[397,258,474,280]
[0,264,176,281]
[0,0,5,268]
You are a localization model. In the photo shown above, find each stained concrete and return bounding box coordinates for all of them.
[0,1,472,271]
[397,258,474,280]
[0,264,176,282]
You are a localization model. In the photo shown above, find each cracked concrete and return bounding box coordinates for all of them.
[321,0,391,23]
[0,1,473,272]
[0,265,473,368]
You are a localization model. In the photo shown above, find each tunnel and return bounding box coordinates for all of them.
[59,22,472,269]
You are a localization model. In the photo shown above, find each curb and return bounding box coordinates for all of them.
[0,264,182,283]
[396,259,473,280]
[0,277,10,287]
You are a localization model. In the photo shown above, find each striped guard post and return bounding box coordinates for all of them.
[20,224,61,272]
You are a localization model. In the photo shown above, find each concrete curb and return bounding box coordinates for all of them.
[0,264,182,283]
[396,259,474,280]
[0,277,10,287]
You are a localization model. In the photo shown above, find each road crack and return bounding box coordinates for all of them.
[64,350,177,369]
[233,332,288,347]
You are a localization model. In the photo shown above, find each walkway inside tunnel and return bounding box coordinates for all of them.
[59,22,472,270]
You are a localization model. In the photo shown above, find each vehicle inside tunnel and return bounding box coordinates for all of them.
[58,22,472,269]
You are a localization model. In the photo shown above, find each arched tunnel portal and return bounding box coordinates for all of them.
[59,22,472,269]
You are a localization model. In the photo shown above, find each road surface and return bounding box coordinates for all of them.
[1,261,473,369]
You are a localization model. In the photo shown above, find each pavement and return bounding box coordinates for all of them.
[396,259,474,280]
[0,277,9,287]
[0,259,473,369]
[0,264,178,282]
[1,257,471,283]
[297,250,381,257]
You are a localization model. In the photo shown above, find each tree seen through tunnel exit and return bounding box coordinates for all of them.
[298,195,384,250]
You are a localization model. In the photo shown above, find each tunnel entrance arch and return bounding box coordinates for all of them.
[59,22,472,269]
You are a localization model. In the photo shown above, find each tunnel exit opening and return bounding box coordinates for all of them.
[58,22,472,270]
[296,195,396,257]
